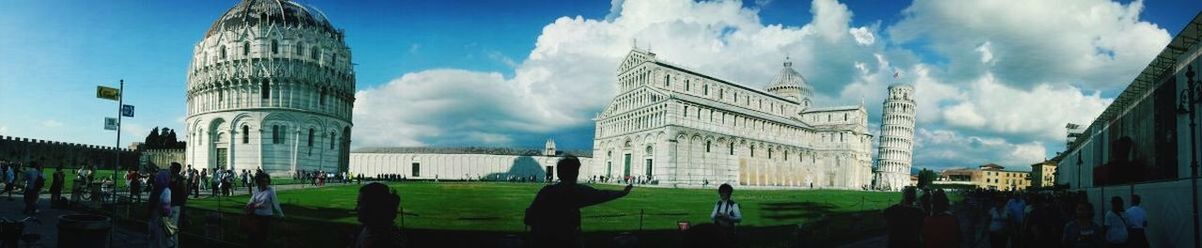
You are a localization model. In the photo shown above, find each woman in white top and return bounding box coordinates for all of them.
[710,183,742,228]
[246,173,284,246]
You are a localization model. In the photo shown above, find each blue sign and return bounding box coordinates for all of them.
[121,104,134,117]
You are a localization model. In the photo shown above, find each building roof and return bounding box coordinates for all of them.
[803,105,863,113]
[1064,12,1202,155]
[672,93,811,128]
[205,0,341,39]
[652,59,799,104]
[765,59,814,94]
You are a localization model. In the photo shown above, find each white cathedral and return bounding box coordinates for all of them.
[591,49,876,189]
[184,0,354,175]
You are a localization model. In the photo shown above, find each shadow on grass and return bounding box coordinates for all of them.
[759,201,839,222]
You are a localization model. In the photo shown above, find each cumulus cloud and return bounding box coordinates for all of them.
[914,128,1048,170]
[889,0,1169,89]
[0,125,7,135]
[849,26,875,46]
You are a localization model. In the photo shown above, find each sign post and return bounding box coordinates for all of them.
[96,80,124,248]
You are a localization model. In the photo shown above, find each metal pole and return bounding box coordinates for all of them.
[111,79,123,248]
[1191,101,1200,248]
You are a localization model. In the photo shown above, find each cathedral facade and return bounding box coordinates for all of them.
[184,0,354,175]
[591,49,874,189]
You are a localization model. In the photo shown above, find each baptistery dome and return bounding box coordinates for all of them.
[185,0,354,175]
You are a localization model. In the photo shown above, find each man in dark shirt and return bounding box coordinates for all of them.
[883,187,924,248]
[525,156,632,248]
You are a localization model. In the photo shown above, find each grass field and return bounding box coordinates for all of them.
[190,181,899,231]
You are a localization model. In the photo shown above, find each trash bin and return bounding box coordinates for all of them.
[58,214,111,248]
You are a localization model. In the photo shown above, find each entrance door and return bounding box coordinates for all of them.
[623,154,631,178]
[215,148,228,169]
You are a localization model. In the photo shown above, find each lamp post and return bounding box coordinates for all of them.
[1178,65,1201,248]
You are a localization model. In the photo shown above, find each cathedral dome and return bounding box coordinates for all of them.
[205,0,341,39]
[765,59,814,105]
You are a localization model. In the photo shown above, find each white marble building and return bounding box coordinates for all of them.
[185,0,354,175]
[872,84,916,191]
[348,140,594,182]
[592,49,874,189]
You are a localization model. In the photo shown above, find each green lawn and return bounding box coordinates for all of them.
[190,182,900,232]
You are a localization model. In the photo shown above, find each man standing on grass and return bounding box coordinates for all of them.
[525,156,632,248]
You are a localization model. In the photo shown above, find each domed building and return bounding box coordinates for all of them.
[185,0,354,175]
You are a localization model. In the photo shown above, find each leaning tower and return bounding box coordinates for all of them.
[873,84,916,191]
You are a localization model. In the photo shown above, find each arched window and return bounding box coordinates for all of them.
[665,74,670,87]
[311,47,319,60]
[703,84,709,95]
[271,40,278,54]
[768,149,773,159]
[295,42,304,55]
[241,125,249,144]
[307,128,315,147]
[330,132,335,149]
[705,141,711,152]
[750,146,755,157]
[220,46,227,59]
[243,42,250,56]
[729,143,735,155]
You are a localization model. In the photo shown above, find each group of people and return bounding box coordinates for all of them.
[587,175,657,185]
[295,169,354,186]
[883,187,1151,248]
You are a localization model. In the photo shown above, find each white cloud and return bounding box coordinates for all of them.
[0,125,7,135]
[975,41,993,64]
[849,26,875,46]
[939,73,1110,140]
[889,0,1169,89]
[914,128,1048,169]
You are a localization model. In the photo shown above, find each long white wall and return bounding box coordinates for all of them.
[349,153,595,182]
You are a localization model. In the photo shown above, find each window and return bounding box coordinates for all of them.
[750,146,755,157]
[768,149,773,159]
[645,159,653,176]
[242,126,249,144]
[684,106,688,117]
[703,85,709,95]
[320,88,327,105]
[243,42,250,56]
[706,141,711,152]
[685,80,690,91]
[218,90,224,102]
[729,143,735,155]
[665,75,670,87]
[307,128,314,147]
[261,81,270,99]
[310,47,319,60]
[220,46,227,59]
[295,42,304,55]
[330,132,335,149]
[272,125,280,144]
[411,162,420,177]
[271,40,278,54]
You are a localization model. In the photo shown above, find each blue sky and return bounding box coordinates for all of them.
[2,0,1200,171]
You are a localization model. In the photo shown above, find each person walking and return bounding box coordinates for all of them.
[4,164,14,201]
[1103,196,1128,248]
[883,187,924,248]
[351,182,404,247]
[1063,201,1104,248]
[130,170,143,202]
[21,162,43,215]
[168,163,189,247]
[989,197,1010,248]
[1125,195,1149,248]
[50,166,64,205]
[245,173,285,247]
[922,190,959,248]
[524,156,632,248]
[148,170,175,248]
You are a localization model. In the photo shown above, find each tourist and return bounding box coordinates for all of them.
[190,167,200,198]
[50,166,65,205]
[3,163,14,200]
[130,169,143,202]
[710,183,742,228]
[351,182,404,247]
[245,170,254,195]
[921,190,959,248]
[1103,196,1129,247]
[124,170,134,193]
[148,170,174,248]
[883,187,923,248]
[989,197,1009,248]
[199,168,208,191]
[1125,195,1148,248]
[524,156,633,248]
[1063,201,1104,248]
[22,161,43,215]
[169,163,188,247]
[245,173,285,247]
[1026,195,1066,248]
[1006,193,1028,247]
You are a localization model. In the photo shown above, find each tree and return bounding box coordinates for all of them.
[144,127,161,149]
[917,168,938,189]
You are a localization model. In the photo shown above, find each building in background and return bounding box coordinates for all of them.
[592,49,873,189]
[1030,160,1057,188]
[932,163,1031,191]
[185,0,355,175]
[872,84,917,191]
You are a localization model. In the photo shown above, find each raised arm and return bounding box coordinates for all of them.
[576,184,631,208]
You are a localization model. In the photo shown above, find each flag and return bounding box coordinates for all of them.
[104,117,118,130]
[96,86,120,101]
[121,105,135,117]
[893,71,900,79]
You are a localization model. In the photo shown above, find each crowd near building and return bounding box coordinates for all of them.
[184,0,355,176]
[591,49,877,189]
[1055,12,1202,247]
